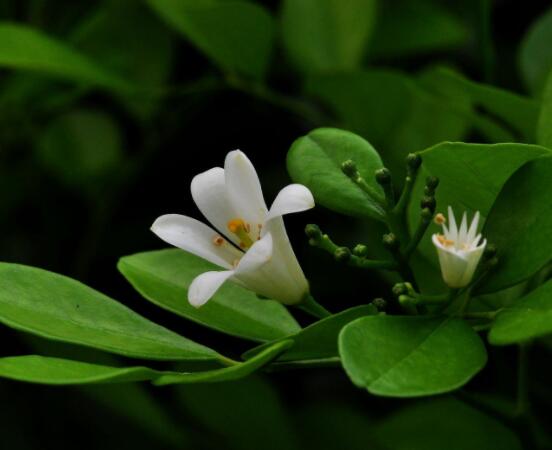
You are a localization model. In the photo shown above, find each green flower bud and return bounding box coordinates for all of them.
[484,244,497,259]
[420,195,436,212]
[334,246,351,262]
[406,153,422,171]
[372,297,387,311]
[341,160,358,178]
[392,282,407,297]
[420,207,433,221]
[375,168,392,185]
[425,176,440,191]
[382,232,399,250]
[353,244,368,257]
[305,224,322,240]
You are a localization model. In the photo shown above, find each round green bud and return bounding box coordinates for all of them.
[341,160,358,177]
[305,224,322,240]
[420,195,436,212]
[372,297,387,311]
[382,232,399,249]
[425,176,440,190]
[420,207,433,221]
[353,244,369,257]
[334,247,351,262]
[375,168,392,185]
[406,153,422,170]
[392,282,407,297]
[484,244,498,259]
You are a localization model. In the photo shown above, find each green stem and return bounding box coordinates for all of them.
[393,172,417,217]
[463,310,500,320]
[405,212,432,259]
[297,294,332,319]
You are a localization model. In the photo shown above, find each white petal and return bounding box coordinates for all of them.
[188,270,234,307]
[458,212,468,244]
[235,232,273,274]
[466,211,480,244]
[265,184,315,223]
[224,150,268,228]
[447,206,458,241]
[190,167,240,245]
[151,214,242,269]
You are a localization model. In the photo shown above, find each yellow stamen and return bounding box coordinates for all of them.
[437,234,454,247]
[212,235,225,247]
[434,213,446,225]
[227,218,254,249]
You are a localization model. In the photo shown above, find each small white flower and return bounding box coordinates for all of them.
[432,206,487,288]
[151,150,314,307]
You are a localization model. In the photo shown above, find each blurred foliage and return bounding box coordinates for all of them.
[1,0,552,449]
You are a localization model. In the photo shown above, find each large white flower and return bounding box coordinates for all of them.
[432,207,487,288]
[151,150,314,307]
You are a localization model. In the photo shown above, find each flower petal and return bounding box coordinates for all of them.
[151,214,242,269]
[235,232,273,274]
[188,270,234,307]
[265,184,315,223]
[447,206,458,241]
[224,150,268,228]
[466,211,480,244]
[458,212,468,243]
[190,167,240,245]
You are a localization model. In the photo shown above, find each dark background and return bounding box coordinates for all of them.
[0,0,550,449]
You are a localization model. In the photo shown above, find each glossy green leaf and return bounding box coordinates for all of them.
[339,315,487,397]
[287,128,385,220]
[0,22,131,91]
[118,249,300,342]
[36,109,123,193]
[373,397,522,450]
[146,0,273,79]
[243,305,377,362]
[154,340,293,386]
[306,71,469,173]
[538,70,552,148]
[0,355,166,385]
[490,279,552,345]
[368,0,469,59]
[407,142,551,275]
[0,263,218,361]
[519,6,552,94]
[281,0,377,74]
[421,67,539,142]
[480,156,552,293]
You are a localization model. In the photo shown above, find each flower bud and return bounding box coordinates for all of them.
[382,232,399,250]
[334,246,351,262]
[392,282,407,297]
[375,168,392,186]
[406,153,422,171]
[341,160,358,178]
[305,224,322,240]
[352,244,368,257]
[483,244,497,260]
[420,195,436,212]
[372,297,387,311]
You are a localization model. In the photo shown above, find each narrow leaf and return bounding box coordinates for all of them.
[0,263,218,361]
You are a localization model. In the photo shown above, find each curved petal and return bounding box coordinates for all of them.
[235,232,273,275]
[224,150,268,229]
[151,214,242,269]
[265,184,315,223]
[190,167,240,245]
[188,270,234,307]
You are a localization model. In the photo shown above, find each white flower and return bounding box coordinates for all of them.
[151,150,314,307]
[432,206,487,288]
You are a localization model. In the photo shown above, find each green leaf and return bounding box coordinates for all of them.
[339,315,487,397]
[368,0,469,59]
[373,397,522,450]
[0,355,165,385]
[36,109,123,193]
[153,340,293,386]
[489,279,552,345]
[305,71,469,173]
[118,249,300,342]
[146,0,273,79]
[281,0,377,74]
[421,67,539,142]
[480,156,552,293]
[0,263,218,361]
[407,142,551,277]
[537,70,552,148]
[0,22,131,92]
[519,6,552,95]
[287,127,385,220]
[243,305,377,362]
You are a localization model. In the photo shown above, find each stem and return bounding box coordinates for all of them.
[393,172,417,217]
[405,212,432,259]
[462,310,500,320]
[297,294,332,319]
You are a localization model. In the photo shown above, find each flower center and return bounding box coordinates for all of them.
[228,218,254,249]
[437,234,455,247]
